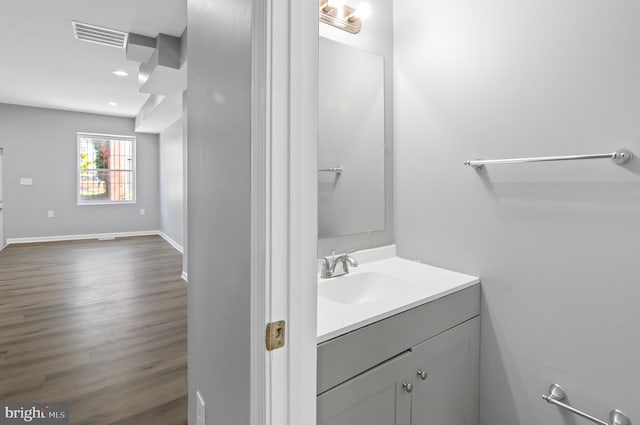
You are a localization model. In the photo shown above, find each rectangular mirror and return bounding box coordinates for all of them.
[318,37,385,238]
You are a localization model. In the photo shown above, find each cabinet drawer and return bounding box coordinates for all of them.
[317,284,480,394]
[317,350,412,425]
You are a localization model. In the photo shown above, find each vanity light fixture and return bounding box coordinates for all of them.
[319,0,371,34]
[322,0,345,12]
[351,3,372,21]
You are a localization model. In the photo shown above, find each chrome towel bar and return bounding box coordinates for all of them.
[542,384,630,425]
[464,149,632,169]
[319,166,343,175]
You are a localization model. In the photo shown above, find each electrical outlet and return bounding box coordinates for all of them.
[196,391,205,425]
[139,208,145,215]
[47,210,54,218]
[20,177,33,186]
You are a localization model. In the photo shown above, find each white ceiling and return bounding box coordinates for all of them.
[0,0,186,118]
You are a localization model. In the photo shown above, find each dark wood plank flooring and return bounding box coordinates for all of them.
[0,236,187,425]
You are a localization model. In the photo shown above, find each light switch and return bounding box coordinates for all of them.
[20,178,33,186]
[48,210,55,218]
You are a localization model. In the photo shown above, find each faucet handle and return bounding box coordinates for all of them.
[319,256,333,278]
[346,250,356,255]
[336,250,356,257]
[328,249,356,260]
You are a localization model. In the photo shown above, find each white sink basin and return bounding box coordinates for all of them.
[318,271,411,305]
[316,250,481,343]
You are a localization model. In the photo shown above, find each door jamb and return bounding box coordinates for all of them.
[250,1,318,424]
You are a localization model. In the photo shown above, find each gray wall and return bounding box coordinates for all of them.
[187,0,251,424]
[0,103,159,239]
[394,1,640,425]
[159,118,184,248]
[318,0,393,256]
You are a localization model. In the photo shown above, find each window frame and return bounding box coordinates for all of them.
[76,132,137,205]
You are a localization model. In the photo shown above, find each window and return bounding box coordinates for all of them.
[77,133,136,204]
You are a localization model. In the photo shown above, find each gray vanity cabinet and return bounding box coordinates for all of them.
[317,351,412,425]
[317,285,480,425]
[408,317,480,425]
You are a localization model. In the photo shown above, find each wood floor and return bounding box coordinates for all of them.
[0,236,187,425]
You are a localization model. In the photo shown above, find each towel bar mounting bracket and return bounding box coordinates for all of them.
[542,384,631,425]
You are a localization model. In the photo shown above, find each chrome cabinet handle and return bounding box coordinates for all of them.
[417,370,428,380]
[402,382,413,393]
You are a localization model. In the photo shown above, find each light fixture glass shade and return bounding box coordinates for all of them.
[354,2,372,20]
[328,0,346,7]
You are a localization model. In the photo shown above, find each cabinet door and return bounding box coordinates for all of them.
[409,317,480,425]
[317,351,412,425]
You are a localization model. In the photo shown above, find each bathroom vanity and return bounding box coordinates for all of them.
[316,248,480,425]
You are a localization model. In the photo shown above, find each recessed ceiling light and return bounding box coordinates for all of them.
[107,101,118,106]
[112,70,129,77]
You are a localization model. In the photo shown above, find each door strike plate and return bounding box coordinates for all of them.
[266,320,286,351]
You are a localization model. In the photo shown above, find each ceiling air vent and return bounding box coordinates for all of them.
[72,21,128,49]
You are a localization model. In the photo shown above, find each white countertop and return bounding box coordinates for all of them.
[317,248,479,344]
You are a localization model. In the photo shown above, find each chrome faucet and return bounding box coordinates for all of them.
[319,251,359,279]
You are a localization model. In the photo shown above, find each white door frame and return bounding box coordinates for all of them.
[251,1,318,425]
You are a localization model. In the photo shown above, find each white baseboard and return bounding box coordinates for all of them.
[6,230,186,259]
[6,230,160,245]
[181,271,188,283]
[158,231,184,254]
